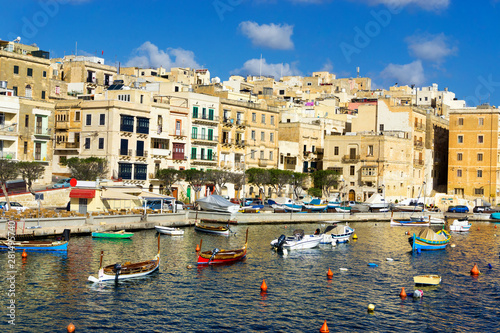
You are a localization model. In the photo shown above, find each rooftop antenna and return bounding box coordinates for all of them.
[280,63,283,79]
[356,67,360,78]
[75,41,77,56]
[259,54,262,78]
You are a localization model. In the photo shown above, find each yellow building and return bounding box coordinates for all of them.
[448,106,499,203]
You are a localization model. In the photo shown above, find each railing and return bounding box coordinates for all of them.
[193,114,219,122]
[55,122,69,129]
[414,124,426,131]
[221,138,232,145]
[119,149,133,156]
[414,159,424,166]
[191,134,218,142]
[222,118,233,126]
[236,119,246,126]
[0,151,16,159]
[235,140,246,147]
[120,124,134,133]
[413,141,424,148]
[342,155,360,162]
[191,153,217,161]
[258,158,268,167]
[136,126,149,135]
[136,150,148,158]
[151,148,171,157]
[173,130,186,137]
[172,154,187,160]
[35,127,50,136]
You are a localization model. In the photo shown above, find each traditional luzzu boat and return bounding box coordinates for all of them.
[408,228,451,252]
[91,230,134,239]
[449,218,471,232]
[197,229,248,265]
[154,226,184,236]
[194,222,230,235]
[270,229,322,251]
[303,198,328,212]
[0,229,70,251]
[88,235,160,283]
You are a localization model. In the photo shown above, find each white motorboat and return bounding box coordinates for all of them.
[270,229,322,251]
[410,215,445,225]
[322,223,355,243]
[449,218,471,232]
[196,195,240,214]
[155,226,184,236]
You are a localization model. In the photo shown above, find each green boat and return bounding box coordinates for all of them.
[92,230,134,239]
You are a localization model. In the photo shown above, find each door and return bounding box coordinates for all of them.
[172,187,178,200]
[78,198,88,215]
[349,190,356,202]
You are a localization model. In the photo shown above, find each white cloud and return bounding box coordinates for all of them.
[364,0,449,11]
[239,21,294,50]
[406,32,457,63]
[126,42,200,69]
[380,60,425,85]
[320,59,334,72]
[231,58,301,79]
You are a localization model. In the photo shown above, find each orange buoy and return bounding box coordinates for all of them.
[477,227,480,231]
[195,244,200,252]
[260,279,268,292]
[471,263,481,276]
[67,323,75,332]
[399,287,407,298]
[320,319,329,333]
[327,268,333,279]
[495,225,497,229]
[21,249,27,258]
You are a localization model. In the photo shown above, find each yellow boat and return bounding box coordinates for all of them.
[414,275,441,285]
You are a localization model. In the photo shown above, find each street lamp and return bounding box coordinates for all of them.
[241,149,255,203]
[381,184,386,210]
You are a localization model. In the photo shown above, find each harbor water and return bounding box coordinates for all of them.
[2,221,500,332]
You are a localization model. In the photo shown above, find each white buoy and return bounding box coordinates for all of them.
[450,244,456,248]
[339,268,348,271]
[386,258,394,261]
[367,304,375,312]
[283,249,288,256]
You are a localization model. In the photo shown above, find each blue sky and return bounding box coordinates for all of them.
[2,0,499,106]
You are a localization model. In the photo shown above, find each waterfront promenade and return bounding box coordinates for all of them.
[0,210,493,239]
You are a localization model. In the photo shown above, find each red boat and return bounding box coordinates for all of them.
[197,228,248,265]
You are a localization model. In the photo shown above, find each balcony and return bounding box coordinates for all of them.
[220,161,233,169]
[191,134,218,145]
[55,142,80,150]
[172,130,186,138]
[234,162,243,170]
[414,159,424,167]
[414,124,426,132]
[55,122,69,130]
[414,141,424,149]
[35,127,51,137]
[151,148,171,157]
[119,149,133,157]
[222,118,234,127]
[136,150,148,159]
[221,138,232,147]
[148,173,157,180]
[191,153,218,165]
[236,119,246,127]
[258,158,269,167]
[192,114,219,125]
[235,140,246,147]
[342,155,360,162]
[172,154,187,161]
[0,151,16,160]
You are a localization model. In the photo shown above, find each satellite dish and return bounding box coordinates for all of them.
[14,36,21,43]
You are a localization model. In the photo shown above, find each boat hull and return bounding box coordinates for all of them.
[449,220,471,232]
[271,234,322,250]
[0,240,68,251]
[89,256,160,283]
[155,226,184,235]
[414,275,441,285]
[197,249,247,265]
[391,219,430,227]
[491,212,500,220]
[92,232,134,239]
[409,230,451,251]
[194,223,230,235]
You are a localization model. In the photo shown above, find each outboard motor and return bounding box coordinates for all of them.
[275,234,287,250]
[208,248,220,264]
[114,263,122,283]
[62,229,71,242]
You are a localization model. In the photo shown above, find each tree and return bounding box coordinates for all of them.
[17,161,45,195]
[268,169,293,197]
[307,187,322,198]
[312,170,340,198]
[0,159,19,209]
[180,169,207,201]
[206,170,233,195]
[230,172,245,200]
[65,157,108,181]
[156,169,179,196]
[245,168,270,199]
[290,172,308,200]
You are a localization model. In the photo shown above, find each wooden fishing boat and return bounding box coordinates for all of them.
[390,212,430,227]
[197,229,248,265]
[409,228,451,252]
[92,230,134,239]
[0,229,70,251]
[414,275,441,285]
[194,222,230,235]
[155,226,184,235]
[88,235,160,283]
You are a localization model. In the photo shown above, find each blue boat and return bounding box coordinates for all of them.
[408,228,450,252]
[0,240,68,251]
[490,212,500,220]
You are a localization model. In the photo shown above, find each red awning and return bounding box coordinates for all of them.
[69,189,96,199]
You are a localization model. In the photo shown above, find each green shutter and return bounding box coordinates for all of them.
[193,106,198,118]
[208,108,214,120]
[208,128,213,141]
[191,147,197,159]
[207,149,213,160]
[191,127,198,139]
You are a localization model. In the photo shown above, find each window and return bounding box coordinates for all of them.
[136,141,144,157]
[42,71,47,78]
[457,153,463,161]
[334,146,339,156]
[118,94,131,102]
[120,139,129,155]
[261,131,265,141]
[27,68,33,77]
[193,106,198,118]
[457,169,462,177]
[478,153,483,161]
[140,95,144,104]
[208,109,214,120]
[479,118,484,126]
[477,170,483,178]
[208,128,213,141]
[260,151,264,159]
[457,135,463,144]
[99,114,105,126]
[350,166,355,176]
[270,116,275,125]
[41,91,45,99]
[25,115,29,127]
[261,114,265,124]
[191,127,198,139]
[368,145,373,156]
[252,113,256,122]
[12,86,17,96]
[269,151,273,161]
[475,188,484,195]
[86,114,92,126]
[75,111,80,121]
[118,163,132,180]
[25,85,32,98]
[454,188,464,196]
[23,141,27,155]
[251,150,255,159]
[84,138,91,149]
[134,164,147,180]
[120,115,134,132]
[251,130,256,140]
[98,138,104,149]
[136,117,149,134]
[270,133,274,142]
[13,66,19,74]
[458,118,464,125]
[478,135,484,144]
[191,147,197,159]
[279,90,285,95]
[379,124,384,132]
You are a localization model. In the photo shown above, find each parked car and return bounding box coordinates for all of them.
[52,178,72,189]
[447,205,469,213]
[144,199,184,211]
[473,206,496,213]
[0,201,29,212]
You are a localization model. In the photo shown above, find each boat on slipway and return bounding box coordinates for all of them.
[196,195,240,214]
[88,235,160,283]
